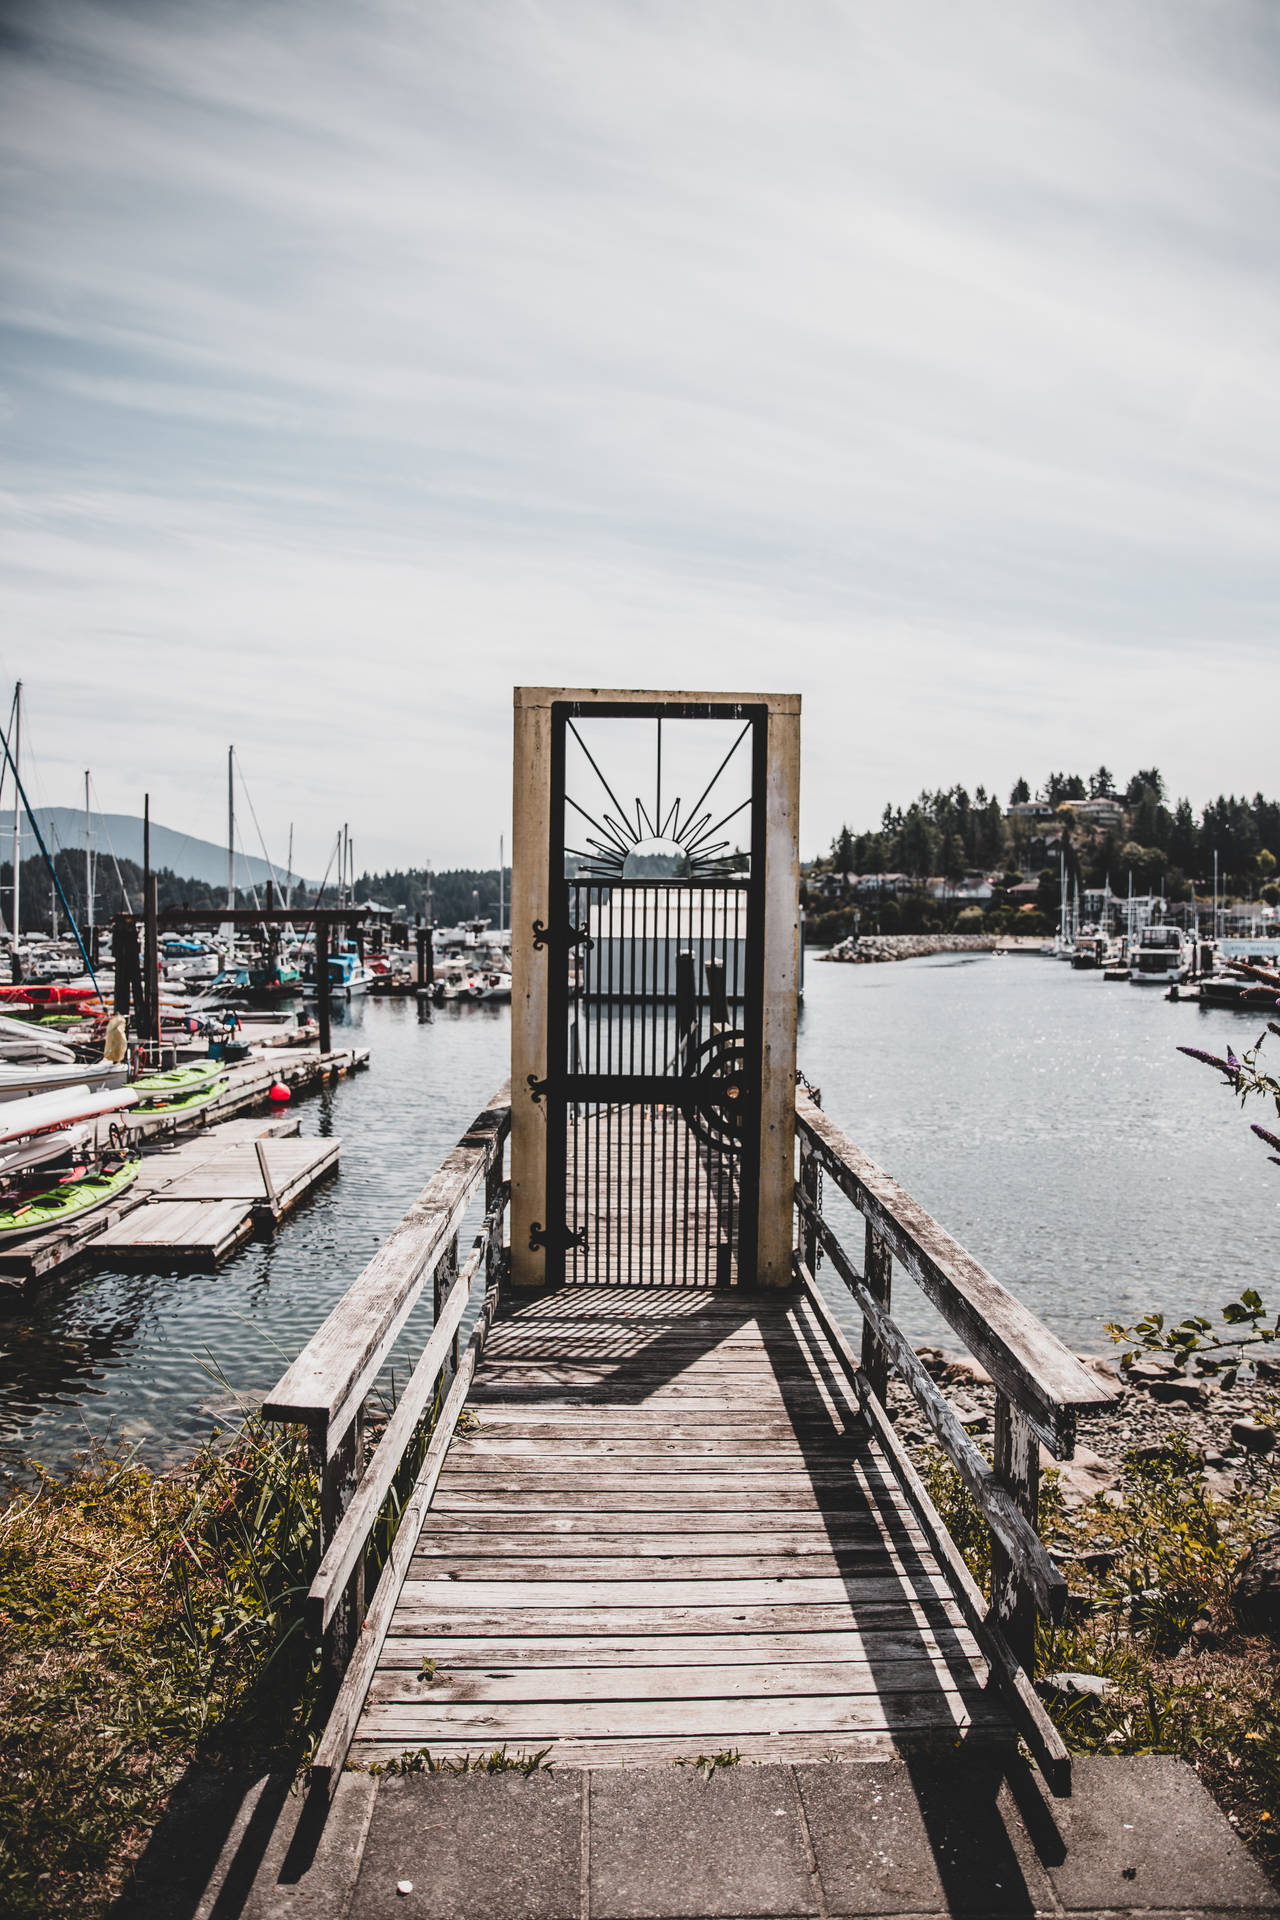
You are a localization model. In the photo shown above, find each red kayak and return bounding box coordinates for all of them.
[0,984,99,1008]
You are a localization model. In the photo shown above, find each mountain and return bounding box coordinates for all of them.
[29,810,311,893]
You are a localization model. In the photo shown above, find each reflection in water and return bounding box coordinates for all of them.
[0,960,1272,1478]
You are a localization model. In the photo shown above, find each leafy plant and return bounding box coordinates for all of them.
[1105,1288,1279,1381]
[368,1744,553,1777]
[676,1749,742,1777]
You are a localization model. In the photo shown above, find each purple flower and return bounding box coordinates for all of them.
[1177,1045,1240,1081]
[1251,1122,1280,1154]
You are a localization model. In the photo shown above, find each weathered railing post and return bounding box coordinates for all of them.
[797,1085,822,1278]
[485,1149,504,1290]
[991,1392,1041,1673]
[861,1222,893,1406]
[435,1232,461,1370]
[316,1414,364,1711]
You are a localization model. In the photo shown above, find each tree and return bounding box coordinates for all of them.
[1089,766,1115,798]
[1259,848,1277,879]
[832,826,855,876]
[898,806,934,880]
[1046,772,1086,805]
[1125,767,1165,806]
[1009,776,1030,806]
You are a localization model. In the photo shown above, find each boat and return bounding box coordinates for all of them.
[470,968,512,1003]
[0,1061,129,1104]
[326,949,376,998]
[1129,925,1193,986]
[0,983,100,1010]
[1070,933,1109,970]
[0,1156,141,1241]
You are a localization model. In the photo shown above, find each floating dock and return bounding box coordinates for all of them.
[0,1043,366,1292]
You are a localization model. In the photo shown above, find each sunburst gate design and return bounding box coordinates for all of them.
[563,717,752,879]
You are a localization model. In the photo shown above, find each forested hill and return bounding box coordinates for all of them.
[352,867,510,927]
[823,767,1279,898]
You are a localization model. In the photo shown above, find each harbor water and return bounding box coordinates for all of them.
[0,954,1275,1479]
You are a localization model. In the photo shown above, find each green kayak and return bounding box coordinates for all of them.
[132,1075,229,1116]
[132,1061,222,1097]
[0,1158,141,1240]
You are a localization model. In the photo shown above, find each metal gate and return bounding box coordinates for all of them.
[536,700,767,1286]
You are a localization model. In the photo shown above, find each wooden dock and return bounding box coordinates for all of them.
[0,1043,365,1290]
[352,1285,1003,1768]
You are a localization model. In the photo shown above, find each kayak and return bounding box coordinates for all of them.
[129,1075,229,1117]
[0,985,99,1008]
[0,1062,129,1104]
[0,1084,138,1144]
[0,1157,141,1241]
[0,1124,92,1180]
[131,1062,222,1098]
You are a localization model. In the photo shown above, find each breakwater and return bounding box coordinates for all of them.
[820,932,1040,963]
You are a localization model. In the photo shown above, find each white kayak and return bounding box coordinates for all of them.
[0,1014,76,1065]
[0,1062,129,1105]
[0,1084,138,1143]
[0,1123,91,1179]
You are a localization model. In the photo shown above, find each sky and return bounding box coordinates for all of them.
[1,0,1277,876]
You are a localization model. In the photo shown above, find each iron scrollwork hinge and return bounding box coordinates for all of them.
[528,1221,588,1254]
[531,919,592,953]
[526,1073,550,1103]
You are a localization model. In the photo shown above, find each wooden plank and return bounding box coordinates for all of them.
[407,1549,915,1582]
[265,1085,509,1449]
[389,1599,969,1636]
[349,1727,1009,1769]
[356,1689,1004,1739]
[414,1524,923,1555]
[368,1656,990,1705]
[417,1509,914,1535]
[796,1090,1113,1456]
[393,1574,954,1609]
[377,1624,984,1666]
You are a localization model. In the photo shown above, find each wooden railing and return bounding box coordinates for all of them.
[263,1083,511,1795]
[794,1086,1114,1792]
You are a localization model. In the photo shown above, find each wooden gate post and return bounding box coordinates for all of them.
[316,919,332,1055]
[992,1393,1041,1672]
[316,1415,364,1711]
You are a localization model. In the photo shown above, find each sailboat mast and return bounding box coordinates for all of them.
[10,682,19,955]
[499,834,504,930]
[227,745,235,910]
[84,770,93,934]
[286,822,294,911]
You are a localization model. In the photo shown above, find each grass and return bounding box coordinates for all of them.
[922,1430,1280,1872]
[0,1416,321,1920]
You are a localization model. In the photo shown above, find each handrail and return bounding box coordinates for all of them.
[795,1089,1112,1456]
[263,1085,511,1720]
[265,1083,510,1455]
[794,1084,1116,1777]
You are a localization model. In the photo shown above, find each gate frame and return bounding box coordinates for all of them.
[510,686,801,1290]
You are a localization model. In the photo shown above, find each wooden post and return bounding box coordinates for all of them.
[143,875,160,1047]
[316,919,331,1055]
[434,1233,461,1371]
[486,1148,505,1291]
[992,1392,1041,1673]
[112,914,137,1017]
[798,1086,822,1276]
[316,1418,364,1711]
[861,1221,892,1406]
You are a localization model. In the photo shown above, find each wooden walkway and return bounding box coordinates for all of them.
[565,1107,739,1287]
[350,1285,1007,1769]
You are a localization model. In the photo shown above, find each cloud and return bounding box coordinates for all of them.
[1,0,1278,866]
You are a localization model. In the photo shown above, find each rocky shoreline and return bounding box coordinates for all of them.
[819,933,1042,962]
[894,1346,1279,1509]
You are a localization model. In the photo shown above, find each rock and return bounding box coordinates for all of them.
[1252,1356,1280,1383]
[1149,1377,1208,1407]
[946,1392,988,1432]
[1125,1358,1178,1390]
[1037,1670,1115,1701]
[913,1346,948,1380]
[1232,1530,1280,1635]
[1076,1353,1121,1387]
[941,1356,993,1389]
[1230,1419,1276,1454]
[1041,1443,1120,1507]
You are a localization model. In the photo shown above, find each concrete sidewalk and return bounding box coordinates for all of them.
[218,1753,1278,1920]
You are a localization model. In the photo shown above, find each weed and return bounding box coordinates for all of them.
[677,1749,742,1778]
[368,1744,553,1777]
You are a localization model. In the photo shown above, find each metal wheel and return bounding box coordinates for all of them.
[680,1029,746,1154]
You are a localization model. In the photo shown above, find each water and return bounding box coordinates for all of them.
[0,957,1275,1478]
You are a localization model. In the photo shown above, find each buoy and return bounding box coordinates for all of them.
[269,1081,291,1103]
